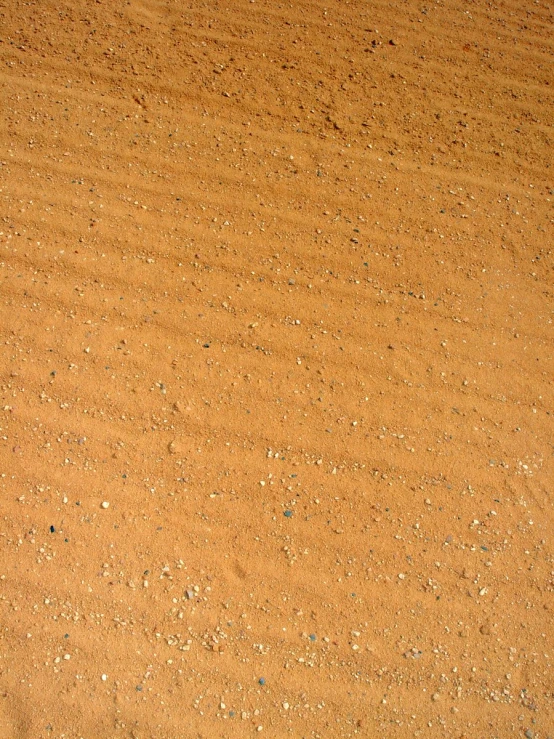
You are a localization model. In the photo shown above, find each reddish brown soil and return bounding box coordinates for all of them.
[1,0,553,737]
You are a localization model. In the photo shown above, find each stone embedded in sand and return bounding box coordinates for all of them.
[168,439,184,455]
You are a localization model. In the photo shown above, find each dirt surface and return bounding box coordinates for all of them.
[1,0,553,736]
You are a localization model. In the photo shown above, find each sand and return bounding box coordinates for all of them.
[0,0,552,736]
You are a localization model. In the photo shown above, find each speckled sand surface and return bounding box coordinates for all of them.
[1,1,553,736]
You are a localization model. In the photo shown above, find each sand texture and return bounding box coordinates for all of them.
[1,0,553,736]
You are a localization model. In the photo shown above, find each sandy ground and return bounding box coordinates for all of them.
[0,0,553,736]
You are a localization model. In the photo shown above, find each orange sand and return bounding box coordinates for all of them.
[1,0,552,736]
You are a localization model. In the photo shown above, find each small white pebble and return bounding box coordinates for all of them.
[63,654,71,660]
[101,674,107,681]
[101,501,110,509]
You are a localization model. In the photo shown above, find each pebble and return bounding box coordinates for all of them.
[284,510,293,518]
[258,677,266,686]
[101,501,110,509]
